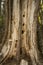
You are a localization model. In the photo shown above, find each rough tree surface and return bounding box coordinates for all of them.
[0,0,43,65]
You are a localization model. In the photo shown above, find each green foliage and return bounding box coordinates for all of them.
[38,0,43,25]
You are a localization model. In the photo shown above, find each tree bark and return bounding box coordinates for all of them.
[0,0,43,65]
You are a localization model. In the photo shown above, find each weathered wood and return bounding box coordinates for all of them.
[0,0,43,65]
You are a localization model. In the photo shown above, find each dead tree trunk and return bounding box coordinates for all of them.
[0,0,43,65]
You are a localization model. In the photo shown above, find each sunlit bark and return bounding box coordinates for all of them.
[0,0,43,65]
